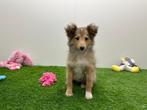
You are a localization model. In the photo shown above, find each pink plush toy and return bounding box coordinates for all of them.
[39,72,57,87]
[0,61,22,70]
[8,50,33,66]
[0,50,33,70]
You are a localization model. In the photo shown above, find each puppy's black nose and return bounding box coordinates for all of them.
[80,46,85,51]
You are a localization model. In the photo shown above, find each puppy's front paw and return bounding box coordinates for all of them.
[65,89,73,97]
[85,91,93,100]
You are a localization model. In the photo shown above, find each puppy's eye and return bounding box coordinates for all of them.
[75,37,79,40]
[85,37,88,41]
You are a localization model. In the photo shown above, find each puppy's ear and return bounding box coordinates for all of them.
[87,23,98,40]
[65,23,77,39]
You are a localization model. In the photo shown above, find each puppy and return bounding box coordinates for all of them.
[65,23,98,99]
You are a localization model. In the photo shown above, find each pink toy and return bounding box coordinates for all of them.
[0,61,22,70]
[39,72,57,87]
[7,50,33,66]
[0,50,33,70]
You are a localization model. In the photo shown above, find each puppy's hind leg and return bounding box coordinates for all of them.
[81,79,86,89]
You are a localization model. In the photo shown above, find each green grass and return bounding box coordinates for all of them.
[0,66,147,110]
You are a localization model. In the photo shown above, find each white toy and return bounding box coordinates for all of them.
[112,57,140,73]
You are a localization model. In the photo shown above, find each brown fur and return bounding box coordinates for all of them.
[65,23,98,99]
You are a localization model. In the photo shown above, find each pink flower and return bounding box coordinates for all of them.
[39,72,57,87]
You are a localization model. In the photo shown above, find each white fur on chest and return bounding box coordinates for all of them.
[68,57,89,81]
[69,55,89,66]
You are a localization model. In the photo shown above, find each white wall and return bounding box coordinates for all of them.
[0,0,147,69]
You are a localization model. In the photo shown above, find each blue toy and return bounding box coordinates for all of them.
[0,75,6,80]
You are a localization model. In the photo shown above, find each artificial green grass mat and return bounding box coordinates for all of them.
[0,66,147,110]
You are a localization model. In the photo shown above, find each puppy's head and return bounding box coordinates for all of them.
[65,23,98,51]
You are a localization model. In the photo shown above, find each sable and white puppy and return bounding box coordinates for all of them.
[65,23,98,99]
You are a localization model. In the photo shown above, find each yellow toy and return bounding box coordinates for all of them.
[112,57,140,73]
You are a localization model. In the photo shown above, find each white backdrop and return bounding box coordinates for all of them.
[0,0,147,69]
